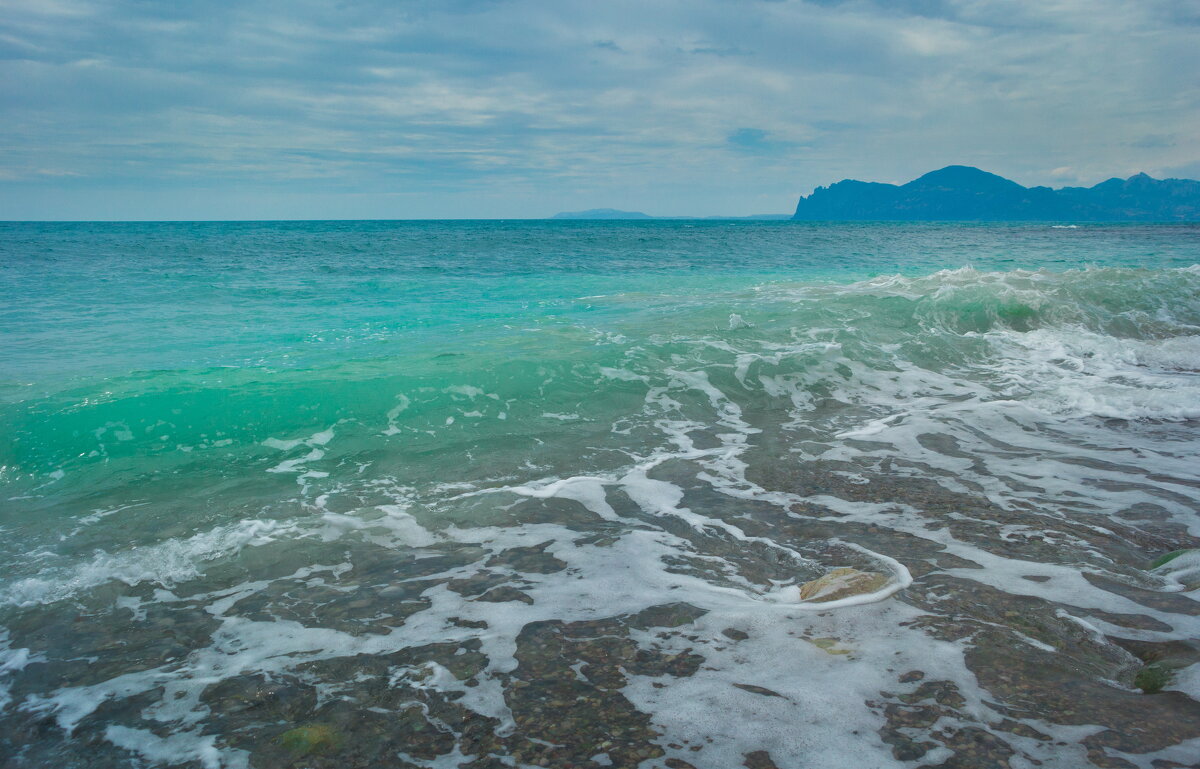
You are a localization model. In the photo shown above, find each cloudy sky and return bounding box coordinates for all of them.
[2,0,1198,219]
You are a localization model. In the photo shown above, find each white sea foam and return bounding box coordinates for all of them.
[0,630,40,711]
[1168,662,1200,700]
[505,475,620,521]
[987,327,1200,421]
[104,726,245,769]
[263,426,336,473]
[1153,550,1200,591]
[445,384,497,399]
[1,519,296,607]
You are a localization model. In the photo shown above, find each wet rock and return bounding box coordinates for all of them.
[732,683,785,698]
[919,725,1017,769]
[901,573,1200,758]
[1082,572,1200,616]
[1110,637,1200,669]
[798,567,889,602]
[503,609,703,768]
[448,570,513,597]
[230,579,431,636]
[279,724,341,757]
[900,680,965,708]
[4,599,219,694]
[202,674,317,723]
[476,586,535,604]
[873,680,1009,769]
[906,575,1093,654]
[1149,548,1200,590]
[70,688,171,745]
[1082,608,1172,632]
[485,541,567,574]
[262,702,451,767]
[807,637,851,655]
[629,647,704,679]
[993,719,1050,741]
[628,602,707,630]
[890,736,932,761]
[1083,747,1139,769]
[450,616,489,629]
[722,627,750,641]
[966,629,1200,756]
[743,750,782,769]
[0,708,161,769]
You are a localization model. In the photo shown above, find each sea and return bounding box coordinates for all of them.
[2,220,1200,769]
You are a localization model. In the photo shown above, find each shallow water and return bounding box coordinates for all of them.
[2,221,1200,768]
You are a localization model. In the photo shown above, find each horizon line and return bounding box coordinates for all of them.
[4,218,1199,225]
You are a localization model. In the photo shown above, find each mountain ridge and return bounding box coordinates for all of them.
[792,165,1200,221]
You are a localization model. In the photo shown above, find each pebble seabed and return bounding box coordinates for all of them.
[3,444,1200,769]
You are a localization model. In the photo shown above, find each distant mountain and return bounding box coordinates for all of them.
[792,165,1200,221]
[551,208,653,220]
[550,209,791,220]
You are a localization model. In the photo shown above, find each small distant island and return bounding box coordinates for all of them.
[550,208,790,221]
[792,165,1200,221]
[551,208,655,220]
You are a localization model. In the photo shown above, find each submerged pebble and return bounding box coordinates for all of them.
[797,567,891,603]
[278,724,341,757]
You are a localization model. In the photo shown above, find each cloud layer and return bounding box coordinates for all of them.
[2,0,1198,218]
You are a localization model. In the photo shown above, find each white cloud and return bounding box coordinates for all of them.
[0,0,1197,218]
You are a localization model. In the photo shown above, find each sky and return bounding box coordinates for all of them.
[1,0,1199,220]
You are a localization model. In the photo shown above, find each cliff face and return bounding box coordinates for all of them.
[792,166,1200,221]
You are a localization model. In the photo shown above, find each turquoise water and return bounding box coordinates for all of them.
[2,221,1200,768]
